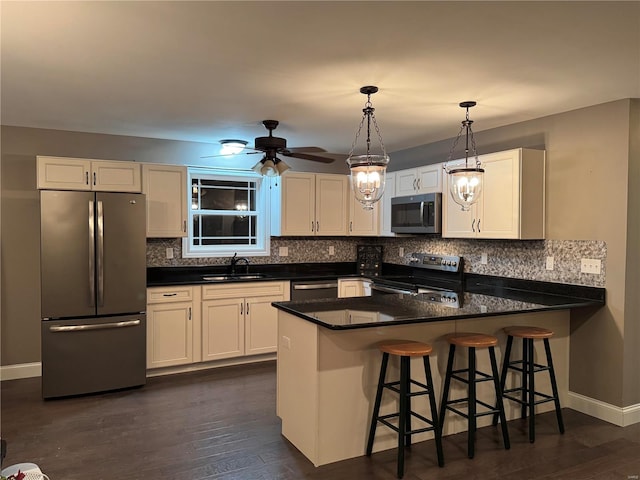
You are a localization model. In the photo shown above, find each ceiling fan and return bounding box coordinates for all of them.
[202,120,342,176]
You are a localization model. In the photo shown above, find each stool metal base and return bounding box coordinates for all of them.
[439,344,510,459]
[366,352,444,478]
[493,336,564,443]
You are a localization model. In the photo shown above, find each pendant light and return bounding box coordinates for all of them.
[444,101,484,211]
[346,86,390,210]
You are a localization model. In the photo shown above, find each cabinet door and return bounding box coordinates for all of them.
[146,301,193,368]
[202,298,244,361]
[91,160,141,192]
[380,172,396,237]
[338,280,364,298]
[142,164,187,237]
[245,294,283,355]
[37,156,91,190]
[315,174,348,236]
[395,169,418,196]
[348,194,379,236]
[416,164,442,193]
[477,151,520,239]
[280,173,316,235]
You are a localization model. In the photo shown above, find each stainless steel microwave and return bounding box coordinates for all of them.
[391,192,442,234]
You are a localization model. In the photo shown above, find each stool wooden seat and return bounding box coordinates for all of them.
[439,332,510,459]
[366,340,444,478]
[493,326,564,443]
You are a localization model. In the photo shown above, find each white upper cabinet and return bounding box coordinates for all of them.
[395,163,442,197]
[272,172,348,236]
[142,163,187,238]
[348,189,380,236]
[380,171,396,237]
[442,148,545,239]
[37,156,141,192]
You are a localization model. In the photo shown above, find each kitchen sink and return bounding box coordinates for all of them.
[202,273,268,281]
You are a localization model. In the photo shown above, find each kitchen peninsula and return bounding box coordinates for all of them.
[273,277,604,467]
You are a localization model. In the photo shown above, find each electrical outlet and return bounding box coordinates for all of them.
[166,247,174,259]
[581,258,601,274]
[399,247,405,257]
[279,246,289,257]
[329,246,335,256]
[546,256,554,271]
[481,253,488,265]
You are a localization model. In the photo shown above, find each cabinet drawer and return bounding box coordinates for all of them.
[147,286,194,304]
[202,281,287,300]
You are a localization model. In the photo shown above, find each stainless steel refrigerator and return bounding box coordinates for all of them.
[40,190,147,398]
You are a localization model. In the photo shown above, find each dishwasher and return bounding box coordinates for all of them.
[290,279,339,301]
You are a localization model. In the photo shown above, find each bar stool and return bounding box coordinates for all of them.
[493,326,564,443]
[439,332,510,459]
[366,340,444,479]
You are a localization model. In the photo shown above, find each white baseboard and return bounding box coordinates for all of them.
[145,353,277,377]
[568,391,640,426]
[0,362,42,381]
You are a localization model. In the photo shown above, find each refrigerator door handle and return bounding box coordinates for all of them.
[97,200,105,307]
[89,200,96,307]
[49,319,141,332]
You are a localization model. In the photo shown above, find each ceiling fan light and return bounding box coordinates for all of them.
[219,139,248,155]
[260,159,278,176]
[275,160,290,175]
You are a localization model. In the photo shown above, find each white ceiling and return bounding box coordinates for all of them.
[2,1,639,159]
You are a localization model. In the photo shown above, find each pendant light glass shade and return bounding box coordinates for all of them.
[444,101,484,211]
[347,154,389,208]
[346,86,390,210]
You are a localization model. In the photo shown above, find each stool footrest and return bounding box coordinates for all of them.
[451,369,495,385]
[507,361,551,374]
[445,398,500,419]
[377,412,437,437]
[383,379,433,398]
[503,390,557,406]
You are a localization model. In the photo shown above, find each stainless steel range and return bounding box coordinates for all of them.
[371,253,463,308]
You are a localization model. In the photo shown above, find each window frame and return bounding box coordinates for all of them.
[182,167,271,258]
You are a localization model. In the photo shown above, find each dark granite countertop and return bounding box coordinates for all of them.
[147,262,362,287]
[272,273,605,330]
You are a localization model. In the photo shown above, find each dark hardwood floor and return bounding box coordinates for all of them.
[2,361,639,479]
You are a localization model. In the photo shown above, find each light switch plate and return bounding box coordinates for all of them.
[166,247,174,259]
[279,246,289,257]
[329,246,335,256]
[481,253,488,265]
[581,258,601,274]
[546,256,554,271]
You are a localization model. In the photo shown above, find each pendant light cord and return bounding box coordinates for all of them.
[347,93,388,161]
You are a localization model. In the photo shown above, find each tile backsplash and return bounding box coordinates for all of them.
[147,237,606,287]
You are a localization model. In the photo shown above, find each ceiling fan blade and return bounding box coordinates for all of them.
[200,150,262,159]
[286,147,328,153]
[282,151,344,163]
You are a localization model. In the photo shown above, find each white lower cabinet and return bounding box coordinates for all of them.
[146,286,200,369]
[338,278,372,298]
[201,281,289,361]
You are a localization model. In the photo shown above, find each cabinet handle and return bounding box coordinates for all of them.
[183,220,187,233]
[85,171,89,185]
[413,178,417,190]
[416,178,421,190]
[93,172,97,186]
[311,221,315,233]
[246,302,249,315]
[477,218,481,233]
[240,302,243,315]
[316,221,319,233]
[188,307,192,321]
[162,293,177,297]
[472,219,476,232]
[350,221,353,232]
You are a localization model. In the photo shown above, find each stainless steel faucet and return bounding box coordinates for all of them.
[230,252,250,274]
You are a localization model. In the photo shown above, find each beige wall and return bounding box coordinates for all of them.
[2,100,638,409]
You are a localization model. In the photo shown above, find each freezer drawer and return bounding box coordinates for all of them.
[41,314,146,399]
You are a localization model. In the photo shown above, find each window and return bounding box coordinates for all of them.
[182,168,270,257]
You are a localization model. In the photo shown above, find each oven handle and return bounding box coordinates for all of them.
[292,282,338,290]
[371,284,416,295]
[49,319,141,332]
